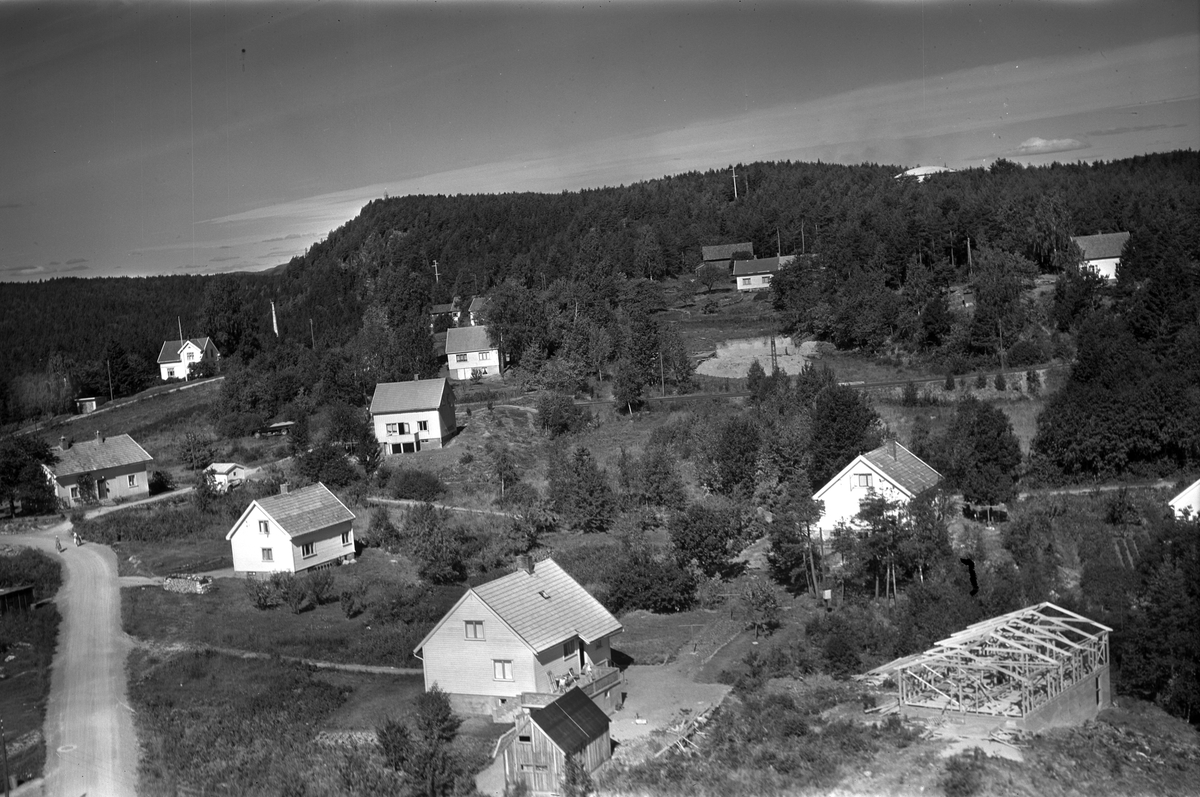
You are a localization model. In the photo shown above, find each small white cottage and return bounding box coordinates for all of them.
[733,255,794,292]
[370,378,457,455]
[812,440,941,532]
[205,462,247,493]
[1071,232,1129,281]
[43,432,154,506]
[225,482,356,575]
[445,326,502,381]
[1168,476,1200,520]
[157,337,220,381]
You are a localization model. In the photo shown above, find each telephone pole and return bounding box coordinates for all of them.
[732,166,738,199]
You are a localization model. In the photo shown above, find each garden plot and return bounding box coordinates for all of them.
[697,336,816,378]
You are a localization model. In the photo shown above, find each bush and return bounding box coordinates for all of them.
[246,577,277,610]
[215,412,265,440]
[943,373,956,392]
[974,373,988,389]
[901,381,919,406]
[940,749,986,797]
[365,505,402,550]
[273,572,307,614]
[993,372,1006,391]
[340,583,367,619]
[535,392,587,438]
[1025,369,1041,395]
[305,569,336,605]
[388,468,445,502]
[148,470,175,496]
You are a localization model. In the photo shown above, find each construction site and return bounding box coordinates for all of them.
[861,602,1112,737]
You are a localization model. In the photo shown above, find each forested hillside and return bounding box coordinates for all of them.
[2,151,1198,461]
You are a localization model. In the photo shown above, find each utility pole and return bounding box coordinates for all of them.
[776,229,781,257]
[106,359,114,402]
[659,350,665,397]
[801,221,805,255]
[309,318,315,349]
[178,317,188,381]
[732,166,738,200]
[432,259,440,283]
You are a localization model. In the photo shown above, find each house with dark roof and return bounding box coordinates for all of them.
[370,378,457,454]
[43,432,154,506]
[468,296,491,326]
[430,297,462,331]
[205,462,247,493]
[157,337,219,381]
[733,255,795,291]
[1071,232,1129,281]
[812,440,941,532]
[445,325,502,381]
[415,557,624,718]
[502,687,612,796]
[224,482,356,575]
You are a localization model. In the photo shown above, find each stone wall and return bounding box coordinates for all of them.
[163,574,214,594]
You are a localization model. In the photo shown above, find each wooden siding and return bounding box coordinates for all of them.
[503,714,611,796]
[290,519,355,572]
[816,459,910,532]
[54,462,150,506]
[421,592,539,697]
[449,348,502,380]
[229,504,296,574]
[374,408,451,450]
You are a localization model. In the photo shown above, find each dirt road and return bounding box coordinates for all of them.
[8,522,139,796]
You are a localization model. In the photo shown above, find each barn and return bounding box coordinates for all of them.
[502,687,611,796]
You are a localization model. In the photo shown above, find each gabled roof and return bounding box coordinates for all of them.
[445,325,495,355]
[1168,476,1200,514]
[469,296,490,314]
[1071,232,1129,261]
[157,337,215,364]
[370,378,450,415]
[732,255,795,277]
[49,434,153,477]
[814,441,940,501]
[416,558,622,655]
[529,687,609,754]
[702,242,754,262]
[206,462,245,475]
[225,482,354,540]
[431,302,457,315]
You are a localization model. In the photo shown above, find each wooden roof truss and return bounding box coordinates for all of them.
[894,603,1110,718]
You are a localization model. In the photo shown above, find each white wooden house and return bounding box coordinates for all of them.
[812,440,941,532]
[370,378,457,454]
[445,325,502,381]
[414,557,624,719]
[468,296,491,326]
[502,687,612,796]
[205,462,247,493]
[1168,476,1200,520]
[1071,232,1129,281]
[43,432,154,506]
[157,337,219,381]
[733,255,794,292]
[225,482,356,576]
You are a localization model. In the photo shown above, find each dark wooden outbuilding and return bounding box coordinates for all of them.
[503,687,611,795]
[0,584,35,613]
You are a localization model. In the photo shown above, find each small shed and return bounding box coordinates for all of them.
[205,462,247,493]
[0,584,35,614]
[503,687,611,796]
[75,397,101,415]
[254,421,295,438]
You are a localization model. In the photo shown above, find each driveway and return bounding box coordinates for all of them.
[7,520,139,797]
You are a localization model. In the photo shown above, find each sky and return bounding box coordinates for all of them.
[1,0,1196,282]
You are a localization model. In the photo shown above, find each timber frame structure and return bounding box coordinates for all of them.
[861,602,1112,732]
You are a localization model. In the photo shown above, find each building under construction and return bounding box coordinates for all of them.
[860,602,1111,733]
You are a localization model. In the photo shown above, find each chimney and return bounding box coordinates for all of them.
[280,482,290,495]
[60,435,69,451]
[95,430,104,444]
[888,439,897,460]
[516,554,534,575]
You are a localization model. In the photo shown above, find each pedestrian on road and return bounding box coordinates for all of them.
[74,531,82,546]
[55,535,63,552]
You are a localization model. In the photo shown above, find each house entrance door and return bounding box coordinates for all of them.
[97,478,109,499]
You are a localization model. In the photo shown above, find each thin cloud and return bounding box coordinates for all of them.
[1085,123,1180,137]
[65,257,88,264]
[210,256,238,262]
[1011,136,1089,156]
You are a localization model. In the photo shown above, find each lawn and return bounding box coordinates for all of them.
[121,549,462,667]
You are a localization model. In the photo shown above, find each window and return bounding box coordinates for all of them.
[762,274,772,283]
[418,420,428,432]
[493,659,513,681]
[127,474,137,488]
[259,520,269,535]
[341,531,351,546]
[70,485,79,499]
[563,640,577,660]
[386,423,398,434]
[741,278,751,286]
[465,620,484,640]
[480,350,491,360]
[518,734,531,744]
[301,542,316,558]
[261,548,273,562]
[456,353,468,363]
[398,422,409,434]
[186,352,195,362]
[519,764,548,773]
[857,474,873,488]
[167,368,175,378]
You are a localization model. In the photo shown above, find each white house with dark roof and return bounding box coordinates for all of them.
[733,255,795,292]
[445,325,502,381]
[225,482,356,575]
[205,462,247,493]
[1168,476,1200,520]
[415,557,624,718]
[813,440,941,532]
[1071,232,1129,281]
[43,432,154,506]
[370,378,457,455]
[157,337,219,381]
[468,296,491,326]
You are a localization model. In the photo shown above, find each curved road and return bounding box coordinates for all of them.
[9,520,138,797]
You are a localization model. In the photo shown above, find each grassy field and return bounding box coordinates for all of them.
[121,549,459,667]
